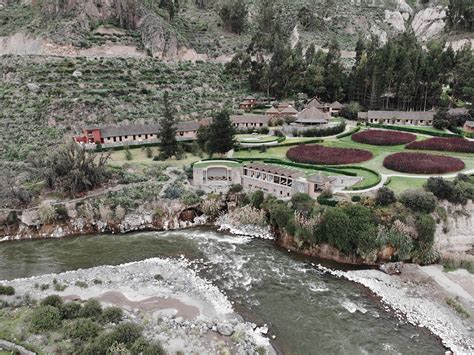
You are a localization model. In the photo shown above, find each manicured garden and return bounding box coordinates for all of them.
[352,129,416,146]
[406,137,474,153]
[286,144,373,165]
[383,152,465,174]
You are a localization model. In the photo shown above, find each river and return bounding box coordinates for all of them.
[0,228,445,354]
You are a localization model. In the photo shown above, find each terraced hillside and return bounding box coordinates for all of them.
[0,55,244,161]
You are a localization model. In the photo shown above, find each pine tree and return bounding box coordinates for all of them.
[206,110,235,156]
[158,92,178,159]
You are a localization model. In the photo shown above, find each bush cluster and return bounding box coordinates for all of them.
[292,122,346,138]
[399,189,437,213]
[0,285,15,295]
[406,137,474,153]
[383,152,465,174]
[287,144,373,165]
[425,176,473,205]
[352,129,416,146]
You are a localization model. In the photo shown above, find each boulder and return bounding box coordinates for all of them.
[72,70,82,77]
[216,323,234,336]
[411,6,446,42]
[27,83,40,93]
[380,262,403,275]
[20,209,41,227]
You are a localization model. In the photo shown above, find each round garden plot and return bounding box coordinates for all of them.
[351,129,416,146]
[286,144,373,165]
[383,152,465,174]
[236,134,279,144]
[406,137,474,153]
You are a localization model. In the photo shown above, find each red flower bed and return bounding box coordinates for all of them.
[286,144,373,165]
[406,137,474,153]
[352,129,416,146]
[383,152,465,174]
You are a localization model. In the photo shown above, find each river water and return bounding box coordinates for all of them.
[0,228,445,354]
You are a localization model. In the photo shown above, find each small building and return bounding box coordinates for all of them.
[448,107,470,118]
[307,173,337,197]
[330,101,343,116]
[464,120,474,133]
[239,96,257,111]
[295,107,330,126]
[306,97,329,112]
[264,105,298,123]
[361,111,435,126]
[230,114,270,130]
[74,120,207,146]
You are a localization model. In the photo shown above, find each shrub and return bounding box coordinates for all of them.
[250,190,264,209]
[66,318,101,340]
[61,302,81,319]
[75,281,88,288]
[416,214,436,246]
[130,337,166,355]
[41,294,63,308]
[352,129,416,145]
[399,189,437,213]
[229,183,243,193]
[101,307,124,324]
[383,152,465,174]
[0,285,15,296]
[406,137,474,153]
[321,208,352,253]
[181,191,201,205]
[351,195,361,202]
[164,183,183,199]
[287,144,373,165]
[425,176,472,205]
[79,299,103,320]
[317,195,338,207]
[293,122,346,137]
[38,203,57,224]
[375,187,396,206]
[30,305,62,333]
[109,322,142,346]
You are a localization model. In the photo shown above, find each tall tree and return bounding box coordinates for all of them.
[219,0,247,34]
[323,39,345,102]
[158,92,178,159]
[206,110,235,156]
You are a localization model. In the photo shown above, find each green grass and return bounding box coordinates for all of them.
[385,176,428,193]
[193,160,241,168]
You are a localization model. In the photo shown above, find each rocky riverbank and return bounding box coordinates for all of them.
[318,263,474,354]
[0,258,275,355]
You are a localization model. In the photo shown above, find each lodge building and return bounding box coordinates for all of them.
[75,120,207,146]
[358,110,435,126]
[230,114,270,130]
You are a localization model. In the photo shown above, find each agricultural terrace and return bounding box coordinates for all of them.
[233,127,474,190]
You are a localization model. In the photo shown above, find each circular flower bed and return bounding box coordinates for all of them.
[383,152,465,174]
[351,129,416,146]
[406,137,474,153]
[286,144,373,165]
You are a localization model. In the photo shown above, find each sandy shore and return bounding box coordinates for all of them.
[2,257,275,355]
[318,263,474,354]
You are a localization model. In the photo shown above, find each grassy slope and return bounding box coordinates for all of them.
[0,56,245,162]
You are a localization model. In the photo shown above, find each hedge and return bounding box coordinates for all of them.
[368,124,462,138]
[336,126,360,139]
[317,195,338,207]
[261,159,357,176]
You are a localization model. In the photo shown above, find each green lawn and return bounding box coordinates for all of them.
[193,160,241,168]
[385,177,428,193]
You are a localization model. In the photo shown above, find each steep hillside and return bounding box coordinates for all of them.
[0,55,244,161]
[1,0,472,60]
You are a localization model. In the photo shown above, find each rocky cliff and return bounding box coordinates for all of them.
[1,0,472,60]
